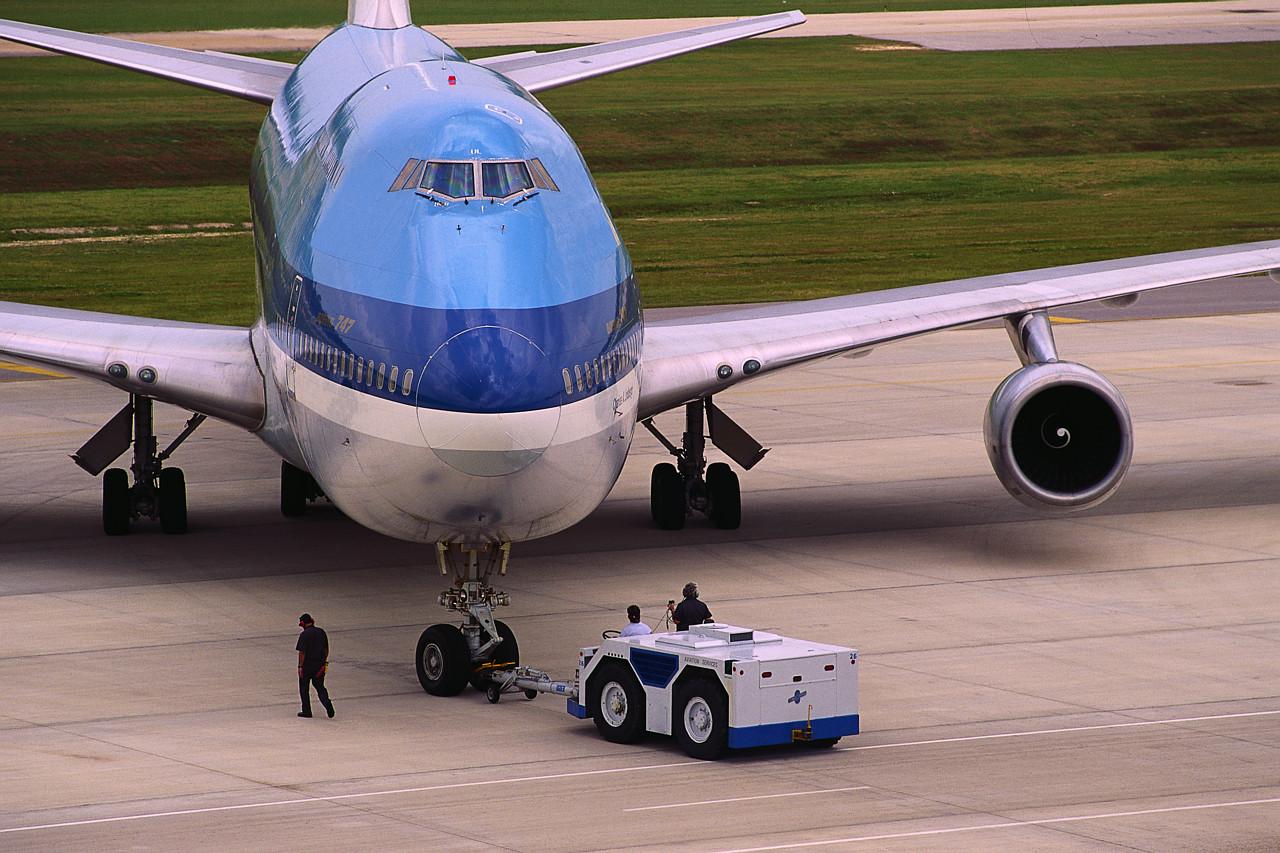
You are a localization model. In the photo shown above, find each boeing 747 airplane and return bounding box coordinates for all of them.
[2,0,1278,697]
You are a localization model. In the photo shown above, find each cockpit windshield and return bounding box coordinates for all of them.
[421,161,474,199]
[388,157,560,201]
[482,161,533,198]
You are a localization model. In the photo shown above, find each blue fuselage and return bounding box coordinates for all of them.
[249,23,642,543]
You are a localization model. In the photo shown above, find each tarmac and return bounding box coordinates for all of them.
[1,1,1278,56]
[2,283,1280,850]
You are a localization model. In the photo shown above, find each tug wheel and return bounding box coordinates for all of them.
[673,674,728,760]
[588,660,646,744]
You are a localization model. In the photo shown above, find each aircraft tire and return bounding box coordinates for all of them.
[159,467,188,534]
[102,468,131,536]
[470,620,519,691]
[673,674,729,760]
[706,462,741,530]
[280,461,309,517]
[650,462,685,530]
[416,624,470,696]
[588,660,646,744]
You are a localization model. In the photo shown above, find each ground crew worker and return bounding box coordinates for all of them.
[296,613,335,718]
[619,604,652,637]
[670,582,713,631]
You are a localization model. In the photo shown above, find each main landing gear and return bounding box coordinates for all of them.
[642,397,768,531]
[415,542,525,697]
[72,394,204,536]
[279,461,325,517]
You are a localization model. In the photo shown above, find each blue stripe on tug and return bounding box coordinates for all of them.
[629,648,681,688]
[566,698,589,719]
[728,714,861,749]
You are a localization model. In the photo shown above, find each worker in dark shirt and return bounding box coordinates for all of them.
[670,582,713,631]
[296,613,334,718]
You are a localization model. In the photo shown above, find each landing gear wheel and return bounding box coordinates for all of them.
[706,462,741,530]
[102,468,131,536]
[589,660,646,744]
[650,462,686,530]
[280,461,310,517]
[158,467,188,534]
[470,620,518,691]
[673,675,728,760]
[416,624,471,696]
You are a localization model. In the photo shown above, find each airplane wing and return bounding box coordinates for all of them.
[638,240,1280,419]
[0,19,292,104]
[0,302,265,429]
[473,11,806,92]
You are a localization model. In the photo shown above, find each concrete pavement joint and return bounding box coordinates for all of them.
[0,759,708,835]
[706,795,1280,852]
[6,710,1277,836]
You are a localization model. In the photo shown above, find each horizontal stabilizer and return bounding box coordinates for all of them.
[0,19,292,104]
[475,11,805,92]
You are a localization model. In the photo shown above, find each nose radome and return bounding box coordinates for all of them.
[416,326,561,477]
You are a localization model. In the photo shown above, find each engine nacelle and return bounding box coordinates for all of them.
[984,362,1132,511]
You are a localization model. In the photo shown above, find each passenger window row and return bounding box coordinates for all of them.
[295,329,413,397]
[562,333,640,397]
[388,157,559,200]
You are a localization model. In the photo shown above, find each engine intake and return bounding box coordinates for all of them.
[984,362,1132,510]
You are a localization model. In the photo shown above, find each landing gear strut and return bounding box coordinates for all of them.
[415,542,520,696]
[644,398,760,531]
[280,461,324,517]
[73,394,203,536]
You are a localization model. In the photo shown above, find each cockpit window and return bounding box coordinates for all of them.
[482,161,534,199]
[421,161,474,199]
[390,157,559,201]
[528,158,559,192]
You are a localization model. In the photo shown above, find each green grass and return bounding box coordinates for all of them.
[0,0,1174,32]
[0,38,1277,321]
[4,40,1278,191]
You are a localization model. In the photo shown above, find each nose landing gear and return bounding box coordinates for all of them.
[415,542,520,696]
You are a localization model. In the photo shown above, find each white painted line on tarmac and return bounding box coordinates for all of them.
[838,709,1280,752]
[4,709,1275,835]
[709,796,1280,852]
[0,759,704,835]
[624,786,870,812]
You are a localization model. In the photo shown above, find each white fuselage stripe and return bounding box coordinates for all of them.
[270,336,634,449]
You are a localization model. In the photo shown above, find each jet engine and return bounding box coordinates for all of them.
[984,362,1132,510]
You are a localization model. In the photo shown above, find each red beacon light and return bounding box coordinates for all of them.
[447,74,457,86]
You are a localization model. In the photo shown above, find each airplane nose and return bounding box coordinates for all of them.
[416,325,562,476]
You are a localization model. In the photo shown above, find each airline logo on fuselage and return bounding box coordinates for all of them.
[605,302,629,334]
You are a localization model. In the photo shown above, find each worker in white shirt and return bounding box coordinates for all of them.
[619,604,652,637]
